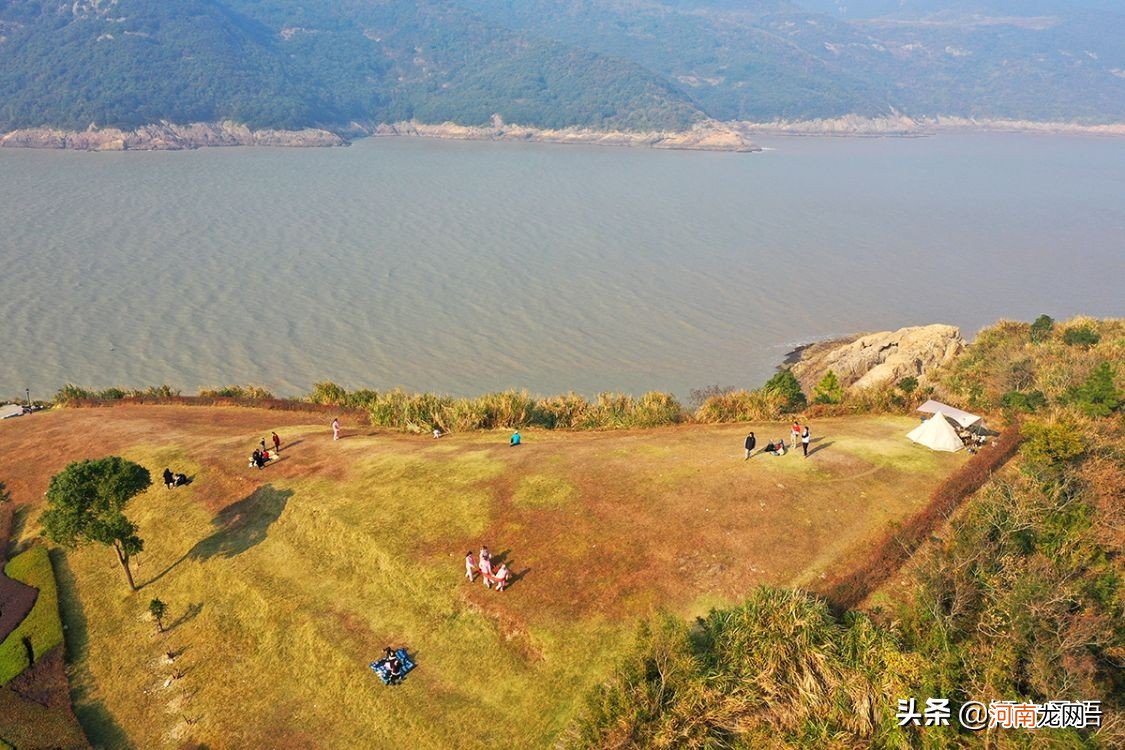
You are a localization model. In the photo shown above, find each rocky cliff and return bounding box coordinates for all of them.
[791,324,965,392]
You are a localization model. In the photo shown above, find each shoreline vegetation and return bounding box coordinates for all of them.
[36,316,1121,432]
[4,115,1125,153]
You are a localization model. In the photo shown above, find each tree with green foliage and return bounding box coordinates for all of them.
[40,458,150,591]
[1064,362,1120,418]
[813,370,844,405]
[1062,325,1100,348]
[1029,314,1054,343]
[762,370,806,412]
[149,598,167,633]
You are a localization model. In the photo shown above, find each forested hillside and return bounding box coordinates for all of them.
[1,0,1123,134]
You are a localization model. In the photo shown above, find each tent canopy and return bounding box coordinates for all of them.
[907,409,964,452]
[0,403,24,419]
[917,399,981,429]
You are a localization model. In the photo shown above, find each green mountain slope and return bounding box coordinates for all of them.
[1,0,1123,133]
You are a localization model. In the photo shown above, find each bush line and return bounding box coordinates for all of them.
[818,421,1024,613]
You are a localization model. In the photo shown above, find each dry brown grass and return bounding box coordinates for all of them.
[0,406,963,748]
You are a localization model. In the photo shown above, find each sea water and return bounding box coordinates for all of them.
[1,133,1122,398]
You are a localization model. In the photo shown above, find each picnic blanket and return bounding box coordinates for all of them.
[369,648,415,685]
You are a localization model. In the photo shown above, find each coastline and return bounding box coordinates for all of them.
[4,114,1125,153]
[737,115,1125,139]
[0,118,761,153]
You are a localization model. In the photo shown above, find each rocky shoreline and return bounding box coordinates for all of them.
[738,115,1125,138]
[0,121,347,151]
[369,118,761,152]
[0,118,760,152]
[4,114,1122,153]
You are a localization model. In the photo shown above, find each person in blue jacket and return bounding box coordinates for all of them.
[510,430,521,446]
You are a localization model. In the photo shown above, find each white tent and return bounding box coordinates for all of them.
[907,409,964,452]
[916,399,981,430]
[0,403,24,419]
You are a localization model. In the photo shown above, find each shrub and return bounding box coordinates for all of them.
[687,384,735,410]
[0,547,64,686]
[132,384,180,399]
[813,370,844,404]
[535,392,590,429]
[1063,362,1120,418]
[694,388,786,423]
[1000,389,1048,413]
[308,381,348,406]
[1029,313,1054,343]
[1062,325,1100,348]
[198,385,275,400]
[762,370,806,411]
[897,376,918,394]
[565,588,911,749]
[54,384,95,404]
[1021,417,1086,471]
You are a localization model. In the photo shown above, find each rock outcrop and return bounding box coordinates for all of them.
[791,324,965,392]
[0,121,346,151]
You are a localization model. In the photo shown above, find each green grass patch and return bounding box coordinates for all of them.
[513,475,577,509]
[0,547,64,686]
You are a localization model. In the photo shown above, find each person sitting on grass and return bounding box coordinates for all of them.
[433,427,443,439]
[173,472,189,487]
[510,430,521,446]
[163,468,175,488]
[762,440,786,456]
[379,647,404,684]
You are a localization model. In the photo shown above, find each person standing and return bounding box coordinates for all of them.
[332,418,341,441]
[744,431,756,460]
[493,562,510,592]
[272,431,281,454]
[259,437,267,454]
[479,546,492,588]
[464,551,476,582]
[791,421,801,450]
[802,424,811,458]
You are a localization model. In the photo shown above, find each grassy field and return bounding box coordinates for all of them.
[0,406,964,748]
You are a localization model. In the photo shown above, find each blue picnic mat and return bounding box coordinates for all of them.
[369,648,415,685]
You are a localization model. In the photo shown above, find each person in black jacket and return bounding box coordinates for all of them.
[744,431,756,460]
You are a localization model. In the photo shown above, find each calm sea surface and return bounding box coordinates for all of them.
[1,134,1122,399]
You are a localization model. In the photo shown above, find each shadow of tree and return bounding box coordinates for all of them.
[50,549,134,749]
[142,485,293,588]
[167,602,204,632]
[188,486,293,561]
